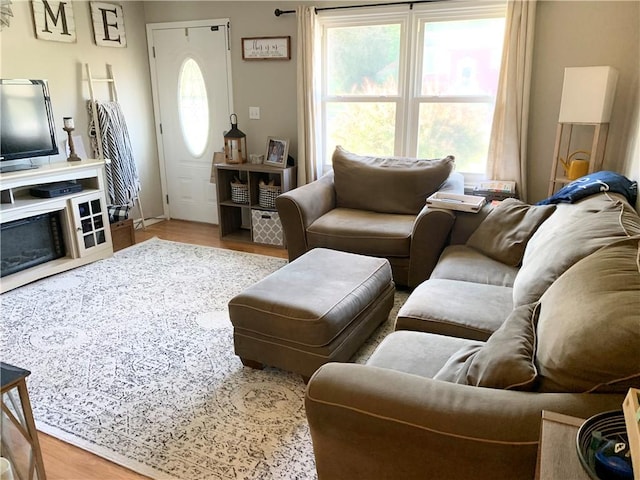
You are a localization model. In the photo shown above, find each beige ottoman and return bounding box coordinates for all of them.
[228,248,395,380]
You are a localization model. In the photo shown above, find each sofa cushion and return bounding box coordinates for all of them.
[434,303,540,391]
[395,278,513,341]
[307,208,414,257]
[466,199,556,267]
[366,330,478,379]
[431,245,519,287]
[536,236,640,393]
[332,146,455,215]
[513,193,640,307]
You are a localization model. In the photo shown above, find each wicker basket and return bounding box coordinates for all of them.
[231,182,249,204]
[259,183,281,209]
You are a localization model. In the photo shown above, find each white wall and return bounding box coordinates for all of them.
[529,0,639,204]
[0,0,162,220]
[623,76,640,213]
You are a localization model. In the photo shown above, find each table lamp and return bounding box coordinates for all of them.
[553,66,619,182]
[558,66,619,123]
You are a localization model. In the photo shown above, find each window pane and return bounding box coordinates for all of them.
[327,102,396,156]
[178,57,209,157]
[417,102,494,173]
[91,199,101,213]
[421,18,504,96]
[84,234,95,249]
[327,24,400,96]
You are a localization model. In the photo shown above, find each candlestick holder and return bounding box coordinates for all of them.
[63,117,81,162]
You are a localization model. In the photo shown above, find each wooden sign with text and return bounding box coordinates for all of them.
[242,37,291,60]
[31,0,77,43]
[90,2,126,48]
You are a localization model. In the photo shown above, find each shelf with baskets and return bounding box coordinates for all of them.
[214,163,296,246]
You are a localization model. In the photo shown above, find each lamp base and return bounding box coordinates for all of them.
[63,126,81,162]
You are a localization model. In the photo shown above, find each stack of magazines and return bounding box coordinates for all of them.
[472,180,517,201]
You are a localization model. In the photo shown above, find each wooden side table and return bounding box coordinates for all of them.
[536,410,590,480]
[1,362,47,480]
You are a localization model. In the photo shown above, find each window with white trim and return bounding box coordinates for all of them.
[318,1,505,177]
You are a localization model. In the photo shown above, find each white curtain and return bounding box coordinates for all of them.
[486,0,537,201]
[296,6,321,186]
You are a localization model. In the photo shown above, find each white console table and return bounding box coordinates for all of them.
[0,159,113,293]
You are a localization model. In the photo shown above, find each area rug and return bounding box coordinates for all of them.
[0,238,408,479]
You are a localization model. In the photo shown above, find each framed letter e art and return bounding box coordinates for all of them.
[90,2,126,47]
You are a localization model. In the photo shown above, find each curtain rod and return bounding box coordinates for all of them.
[274,0,443,17]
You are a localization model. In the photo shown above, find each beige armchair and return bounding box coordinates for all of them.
[276,147,464,287]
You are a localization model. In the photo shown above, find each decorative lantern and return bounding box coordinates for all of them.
[223,113,247,164]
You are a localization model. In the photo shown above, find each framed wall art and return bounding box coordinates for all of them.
[242,36,291,60]
[264,137,289,167]
[90,2,126,47]
[31,0,77,43]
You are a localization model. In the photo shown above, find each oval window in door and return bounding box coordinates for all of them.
[178,57,209,157]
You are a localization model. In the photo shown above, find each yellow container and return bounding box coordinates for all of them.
[567,159,589,180]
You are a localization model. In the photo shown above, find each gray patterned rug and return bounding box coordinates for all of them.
[1,238,408,479]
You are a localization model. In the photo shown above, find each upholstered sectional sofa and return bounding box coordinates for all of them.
[305,190,640,480]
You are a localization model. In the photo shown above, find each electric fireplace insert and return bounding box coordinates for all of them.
[1,211,66,278]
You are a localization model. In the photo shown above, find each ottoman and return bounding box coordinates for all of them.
[228,248,395,380]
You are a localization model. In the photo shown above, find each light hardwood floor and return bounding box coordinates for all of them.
[35,219,287,479]
[133,219,288,259]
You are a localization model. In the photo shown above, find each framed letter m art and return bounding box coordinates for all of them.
[90,2,126,47]
[31,0,77,43]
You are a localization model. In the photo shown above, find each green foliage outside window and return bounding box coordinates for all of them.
[327,24,400,96]
[327,100,396,157]
[418,103,494,172]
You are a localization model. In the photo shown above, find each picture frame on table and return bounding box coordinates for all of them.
[264,137,289,168]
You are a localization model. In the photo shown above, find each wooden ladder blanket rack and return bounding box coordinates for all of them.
[86,63,146,229]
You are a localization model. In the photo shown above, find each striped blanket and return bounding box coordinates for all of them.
[88,100,141,206]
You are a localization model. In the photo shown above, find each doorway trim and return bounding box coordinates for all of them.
[146,19,234,220]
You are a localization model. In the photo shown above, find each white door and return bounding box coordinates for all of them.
[147,20,233,224]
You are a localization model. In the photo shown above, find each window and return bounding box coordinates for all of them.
[318,2,505,176]
[178,57,209,157]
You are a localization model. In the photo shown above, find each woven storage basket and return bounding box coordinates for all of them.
[259,183,281,209]
[231,182,249,204]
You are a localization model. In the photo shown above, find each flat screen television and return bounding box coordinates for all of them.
[0,79,59,173]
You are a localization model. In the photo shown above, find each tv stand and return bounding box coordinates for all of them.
[0,159,113,293]
[0,163,39,174]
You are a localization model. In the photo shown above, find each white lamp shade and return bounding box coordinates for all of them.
[558,66,619,123]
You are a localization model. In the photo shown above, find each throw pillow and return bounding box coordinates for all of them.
[466,198,556,267]
[107,204,130,223]
[434,303,540,391]
[535,236,640,393]
[332,146,455,215]
[433,343,482,383]
[464,302,539,390]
